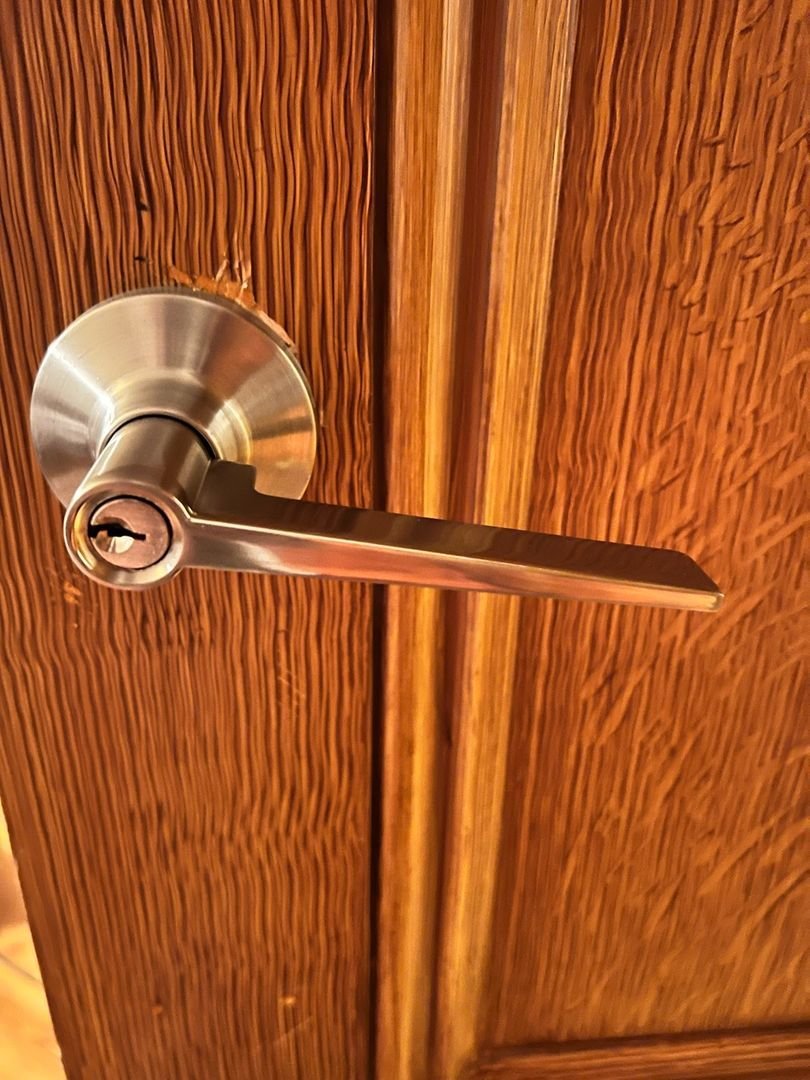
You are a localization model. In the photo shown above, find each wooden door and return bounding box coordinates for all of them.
[379,1,808,1078]
[2,2,807,1079]
[0,2,375,1077]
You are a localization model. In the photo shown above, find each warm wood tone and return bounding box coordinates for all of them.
[380,1,579,1075]
[379,0,808,1075]
[434,3,580,1076]
[484,0,808,1045]
[1,0,806,1076]
[0,2,374,1078]
[469,1029,810,1079]
[377,2,473,1077]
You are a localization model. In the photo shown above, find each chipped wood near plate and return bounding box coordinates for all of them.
[0,2,375,1077]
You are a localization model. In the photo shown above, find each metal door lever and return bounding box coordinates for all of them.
[31,289,722,610]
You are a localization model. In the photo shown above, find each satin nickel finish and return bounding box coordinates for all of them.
[30,287,317,506]
[63,417,722,610]
[64,416,210,589]
[37,291,723,610]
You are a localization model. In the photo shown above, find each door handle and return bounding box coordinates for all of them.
[31,289,722,610]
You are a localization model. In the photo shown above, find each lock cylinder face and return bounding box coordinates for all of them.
[86,498,172,570]
[64,416,210,590]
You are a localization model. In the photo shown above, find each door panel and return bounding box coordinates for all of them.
[0,2,374,1077]
[487,0,807,1046]
[379,1,579,1075]
[471,1029,810,1080]
[379,0,808,1075]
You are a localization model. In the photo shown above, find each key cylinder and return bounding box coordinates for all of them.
[88,497,172,570]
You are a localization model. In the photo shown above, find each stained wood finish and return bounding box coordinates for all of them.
[469,1029,810,1079]
[379,0,580,1073]
[380,0,808,1075]
[485,0,808,1045]
[379,1,579,1076]
[434,3,579,1075]
[0,3,374,1078]
[377,2,473,1077]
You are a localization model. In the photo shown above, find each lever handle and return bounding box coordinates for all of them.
[64,416,722,610]
[31,289,722,610]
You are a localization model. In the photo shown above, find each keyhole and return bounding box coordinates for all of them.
[88,520,147,555]
[85,497,172,571]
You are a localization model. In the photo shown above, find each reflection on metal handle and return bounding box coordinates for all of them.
[64,417,723,610]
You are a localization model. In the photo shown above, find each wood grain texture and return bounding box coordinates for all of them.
[483,0,810,1048]
[379,0,579,1071]
[378,0,808,1075]
[469,1029,810,1079]
[433,2,579,1075]
[377,2,473,1077]
[0,2,374,1078]
[378,3,580,1071]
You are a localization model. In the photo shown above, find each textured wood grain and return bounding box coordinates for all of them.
[433,2,579,1075]
[378,0,808,1075]
[0,2,374,1077]
[377,0,581,1073]
[482,0,810,1048]
[469,1029,810,1079]
[377,2,473,1077]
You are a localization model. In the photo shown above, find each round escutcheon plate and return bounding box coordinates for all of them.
[30,287,317,506]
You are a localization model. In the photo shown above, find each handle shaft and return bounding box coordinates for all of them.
[66,418,722,609]
[185,461,721,611]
